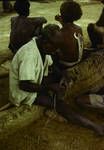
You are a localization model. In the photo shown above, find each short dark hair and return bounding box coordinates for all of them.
[60,1,82,23]
[101,0,104,4]
[41,24,60,42]
[14,0,30,16]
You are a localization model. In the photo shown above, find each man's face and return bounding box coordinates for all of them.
[43,30,63,55]
[43,41,57,55]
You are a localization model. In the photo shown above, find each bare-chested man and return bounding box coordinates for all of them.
[55,1,83,69]
[9,0,47,54]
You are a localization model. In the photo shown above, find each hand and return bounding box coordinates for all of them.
[49,83,66,94]
[60,78,68,89]
[55,15,62,23]
[40,17,47,24]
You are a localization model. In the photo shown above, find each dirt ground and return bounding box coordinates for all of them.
[0,1,104,150]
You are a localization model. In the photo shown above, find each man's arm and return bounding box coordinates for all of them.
[19,80,66,94]
[29,17,47,27]
[19,80,44,92]
[55,15,63,26]
[19,80,57,93]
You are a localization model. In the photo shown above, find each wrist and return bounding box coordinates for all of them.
[40,84,48,92]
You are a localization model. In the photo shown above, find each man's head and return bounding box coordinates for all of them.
[60,1,82,23]
[14,0,30,17]
[40,24,62,55]
[101,0,104,4]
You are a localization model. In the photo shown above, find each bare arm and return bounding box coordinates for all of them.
[19,80,44,92]
[55,15,63,26]
[30,17,47,26]
[19,80,66,94]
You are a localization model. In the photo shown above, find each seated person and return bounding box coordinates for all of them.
[55,1,83,69]
[0,24,104,136]
[87,0,104,49]
[9,0,47,54]
[2,0,13,13]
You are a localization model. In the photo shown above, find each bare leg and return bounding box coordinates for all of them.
[35,95,104,136]
[56,99,104,136]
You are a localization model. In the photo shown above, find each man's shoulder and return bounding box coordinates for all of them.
[17,38,37,56]
[62,23,82,30]
[27,17,47,25]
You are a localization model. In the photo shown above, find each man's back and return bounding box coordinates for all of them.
[9,16,47,53]
[60,23,83,63]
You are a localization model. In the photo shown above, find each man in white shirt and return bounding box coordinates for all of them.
[9,24,63,107]
[9,37,53,106]
[1,24,104,136]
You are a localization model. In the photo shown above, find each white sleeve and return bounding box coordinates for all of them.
[18,51,37,81]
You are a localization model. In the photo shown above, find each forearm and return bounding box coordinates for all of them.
[19,80,62,94]
[19,80,46,93]
[55,15,63,26]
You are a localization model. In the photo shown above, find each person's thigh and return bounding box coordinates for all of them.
[34,95,54,109]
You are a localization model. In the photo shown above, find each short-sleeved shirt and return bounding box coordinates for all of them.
[9,38,53,106]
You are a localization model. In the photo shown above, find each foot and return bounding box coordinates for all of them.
[44,109,67,123]
[94,125,104,136]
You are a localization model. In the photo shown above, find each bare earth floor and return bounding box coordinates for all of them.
[0,1,104,150]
